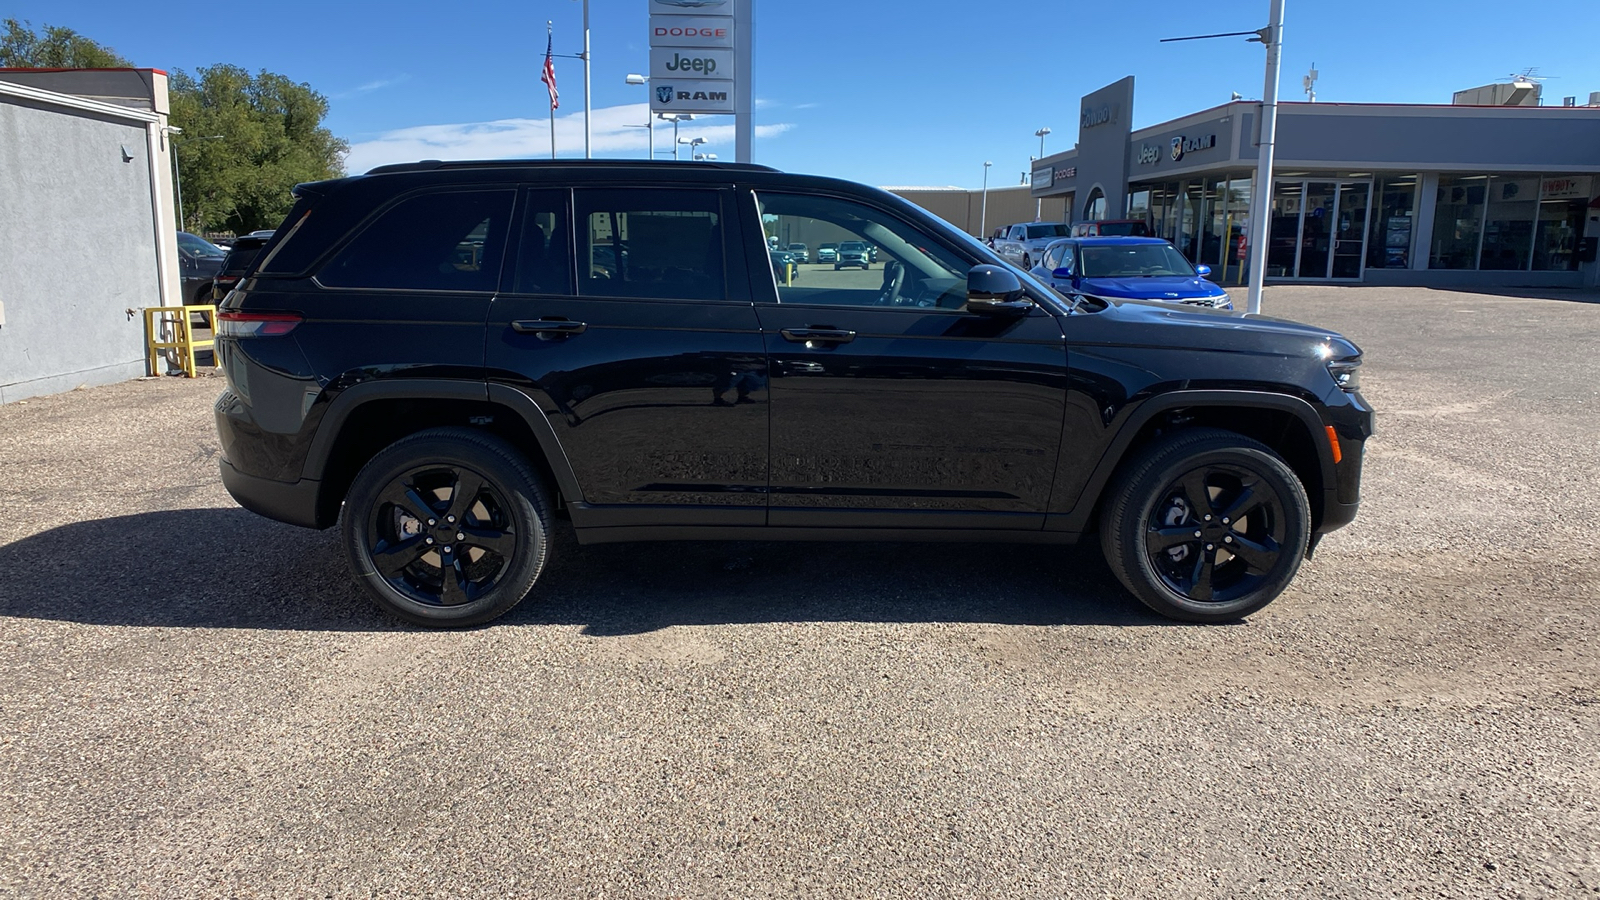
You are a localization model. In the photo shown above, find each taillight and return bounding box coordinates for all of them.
[215,275,240,285]
[216,311,302,337]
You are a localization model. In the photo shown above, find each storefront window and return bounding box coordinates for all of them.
[1532,176,1591,271]
[1367,175,1417,269]
[1220,175,1251,283]
[1430,176,1487,269]
[1479,176,1539,270]
[1126,188,1151,224]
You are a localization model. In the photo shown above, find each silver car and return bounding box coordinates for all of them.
[994,221,1071,269]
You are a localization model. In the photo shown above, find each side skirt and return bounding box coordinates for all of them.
[574,525,1082,545]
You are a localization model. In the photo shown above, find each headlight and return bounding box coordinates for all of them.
[1326,355,1361,392]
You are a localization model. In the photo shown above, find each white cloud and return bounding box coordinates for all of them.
[335,75,409,99]
[344,103,794,174]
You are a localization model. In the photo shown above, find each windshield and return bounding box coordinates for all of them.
[839,241,867,251]
[178,233,226,258]
[1026,224,1070,239]
[1079,243,1196,278]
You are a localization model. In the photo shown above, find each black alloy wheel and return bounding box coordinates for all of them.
[1100,428,1310,622]
[342,427,552,627]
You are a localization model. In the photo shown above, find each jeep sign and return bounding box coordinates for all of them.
[650,48,734,80]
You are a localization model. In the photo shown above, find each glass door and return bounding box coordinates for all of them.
[1331,182,1371,279]
[1270,179,1372,279]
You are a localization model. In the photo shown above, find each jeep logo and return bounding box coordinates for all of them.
[1137,144,1160,165]
[663,52,718,75]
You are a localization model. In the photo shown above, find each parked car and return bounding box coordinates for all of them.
[1071,219,1151,237]
[817,242,838,263]
[210,233,274,302]
[786,243,810,263]
[214,158,1371,628]
[835,240,871,269]
[1030,236,1232,309]
[177,231,227,324]
[770,249,802,280]
[994,221,1071,269]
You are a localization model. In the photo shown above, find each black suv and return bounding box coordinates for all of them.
[214,160,1372,627]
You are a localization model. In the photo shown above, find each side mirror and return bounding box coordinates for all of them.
[1195,264,1212,277]
[967,265,1032,314]
[1051,267,1072,279]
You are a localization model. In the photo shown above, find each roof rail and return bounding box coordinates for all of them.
[364,159,780,175]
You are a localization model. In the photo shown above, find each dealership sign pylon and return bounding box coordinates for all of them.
[647,0,753,162]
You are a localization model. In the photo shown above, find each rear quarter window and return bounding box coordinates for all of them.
[317,190,515,292]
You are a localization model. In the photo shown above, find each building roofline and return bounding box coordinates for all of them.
[0,66,168,76]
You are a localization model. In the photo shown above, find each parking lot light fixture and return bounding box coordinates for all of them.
[680,136,706,161]
[658,114,695,159]
[625,74,653,160]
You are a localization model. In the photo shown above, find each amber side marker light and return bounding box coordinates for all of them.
[1325,426,1343,464]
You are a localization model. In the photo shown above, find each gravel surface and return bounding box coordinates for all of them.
[1,285,1596,898]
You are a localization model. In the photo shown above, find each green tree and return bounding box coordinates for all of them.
[169,65,349,233]
[0,19,133,67]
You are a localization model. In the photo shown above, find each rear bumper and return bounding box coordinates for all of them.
[219,457,325,529]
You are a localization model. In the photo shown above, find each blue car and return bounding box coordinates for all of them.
[1028,236,1233,309]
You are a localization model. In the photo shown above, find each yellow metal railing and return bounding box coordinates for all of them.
[144,305,217,378]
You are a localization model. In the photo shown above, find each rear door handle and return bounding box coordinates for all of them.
[512,318,587,336]
[780,327,855,344]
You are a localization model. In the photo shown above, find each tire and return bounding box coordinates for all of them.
[834,264,841,271]
[340,427,553,627]
[1099,428,1310,623]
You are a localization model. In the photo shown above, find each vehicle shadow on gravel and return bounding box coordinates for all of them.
[0,508,1173,632]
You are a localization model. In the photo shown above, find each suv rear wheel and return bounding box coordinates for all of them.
[1099,428,1310,622]
[340,427,552,627]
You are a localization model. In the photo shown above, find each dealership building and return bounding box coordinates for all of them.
[1028,77,1600,287]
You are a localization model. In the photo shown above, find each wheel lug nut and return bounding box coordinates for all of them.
[1221,517,1230,524]
[1206,543,1215,550]
[456,532,465,541]
[447,515,456,523]
[1194,530,1203,538]
[443,546,452,553]
[1204,514,1212,521]
[428,519,437,526]
[1224,536,1233,543]
[425,537,434,545]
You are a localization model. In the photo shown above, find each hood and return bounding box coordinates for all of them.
[1066,294,1361,360]
[1080,274,1226,299]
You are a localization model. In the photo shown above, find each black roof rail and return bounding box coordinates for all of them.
[363,159,781,175]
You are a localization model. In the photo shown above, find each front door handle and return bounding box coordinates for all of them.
[780,327,855,344]
[512,318,587,337]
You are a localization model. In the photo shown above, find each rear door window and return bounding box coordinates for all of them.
[318,189,515,292]
[508,189,573,294]
[574,189,726,301]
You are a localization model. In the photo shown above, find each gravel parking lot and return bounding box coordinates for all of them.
[1,285,1596,898]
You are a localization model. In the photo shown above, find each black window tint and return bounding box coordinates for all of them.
[575,189,724,301]
[511,189,572,294]
[319,190,514,292]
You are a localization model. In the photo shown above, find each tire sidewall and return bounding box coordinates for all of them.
[341,431,549,627]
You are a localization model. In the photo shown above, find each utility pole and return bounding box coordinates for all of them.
[581,0,592,158]
[980,161,993,239]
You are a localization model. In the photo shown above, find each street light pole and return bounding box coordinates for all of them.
[1245,0,1286,315]
[625,74,653,160]
[170,132,224,233]
[680,136,706,160]
[1034,127,1051,219]
[980,161,992,239]
[572,0,592,158]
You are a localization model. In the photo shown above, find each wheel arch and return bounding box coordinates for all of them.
[1053,390,1336,535]
[302,379,585,528]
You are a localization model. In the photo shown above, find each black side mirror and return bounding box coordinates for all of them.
[967,265,1032,314]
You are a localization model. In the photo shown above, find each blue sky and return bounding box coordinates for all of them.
[14,0,1600,187]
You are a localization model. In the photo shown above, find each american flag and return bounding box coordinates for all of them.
[540,32,559,109]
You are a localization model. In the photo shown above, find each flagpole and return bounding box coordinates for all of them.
[546,21,557,160]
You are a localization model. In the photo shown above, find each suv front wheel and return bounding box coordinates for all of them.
[341,427,553,627]
[1099,428,1310,623]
